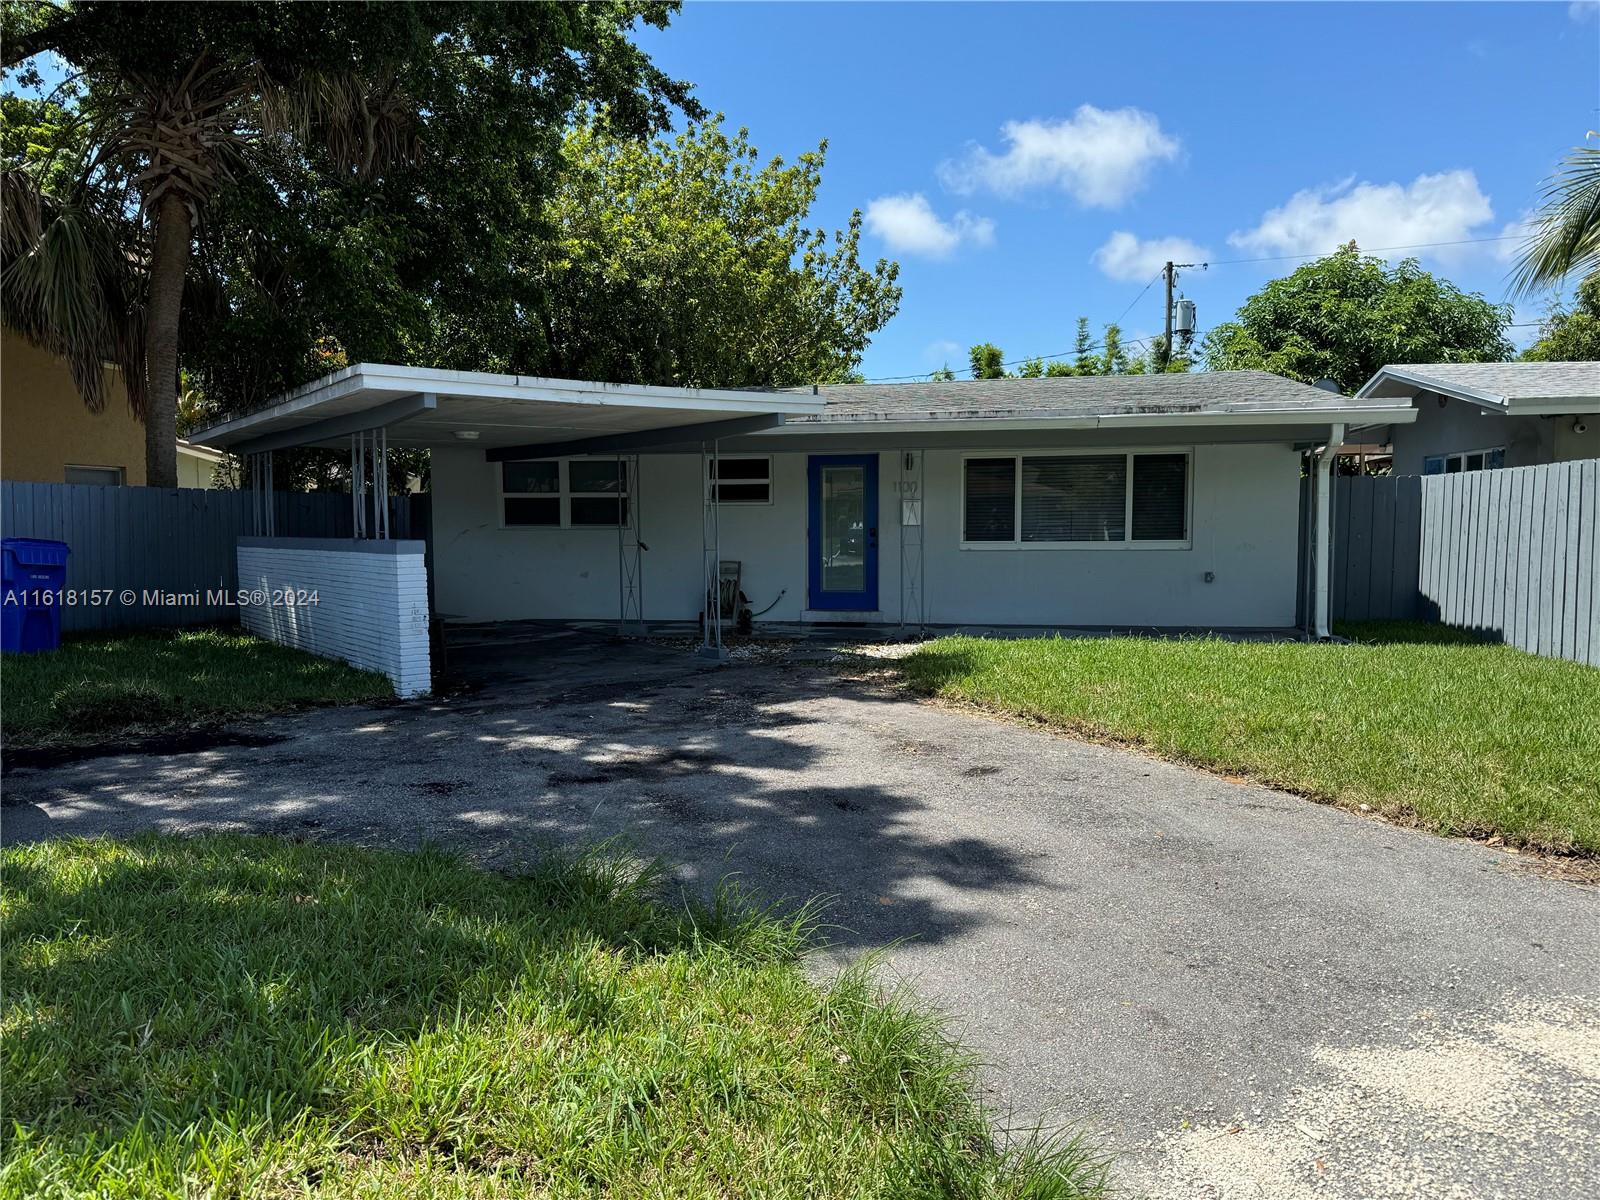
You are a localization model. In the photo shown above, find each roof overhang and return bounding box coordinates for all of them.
[1355,366,1598,416]
[186,364,823,455]
[770,404,1417,437]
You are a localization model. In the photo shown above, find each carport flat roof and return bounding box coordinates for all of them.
[186,364,824,454]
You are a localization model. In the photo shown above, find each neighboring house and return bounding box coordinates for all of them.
[1,329,223,488]
[174,439,226,489]
[1354,361,1599,476]
[190,365,1410,651]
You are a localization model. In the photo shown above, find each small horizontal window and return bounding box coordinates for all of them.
[502,459,630,527]
[503,461,558,493]
[504,496,560,526]
[1429,447,1505,476]
[571,496,629,526]
[569,460,626,494]
[709,456,772,503]
[65,465,125,487]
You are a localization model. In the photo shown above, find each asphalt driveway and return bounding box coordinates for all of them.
[5,626,1597,1197]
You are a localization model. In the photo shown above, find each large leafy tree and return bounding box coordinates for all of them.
[1521,270,1600,361]
[1,1,697,486]
[538,119,900,388]
[1202,244,1513,393]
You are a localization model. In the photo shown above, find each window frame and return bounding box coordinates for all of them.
[498,458,631,530]
[707,454,774,505]
[1423,446,1506,476]
[64,464,125,487]
[959,447,1193,551]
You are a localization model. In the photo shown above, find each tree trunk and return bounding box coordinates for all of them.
[144,192,191,488]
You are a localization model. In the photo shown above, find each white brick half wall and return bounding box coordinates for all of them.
[236,537,431,697]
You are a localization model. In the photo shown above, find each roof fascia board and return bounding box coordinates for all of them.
[348,365,823,413]
[767,405,1417,436]
[188,364,821,447]
[1356,367,1510,411]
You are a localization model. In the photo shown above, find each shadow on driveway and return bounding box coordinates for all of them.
[3,627,1047,954]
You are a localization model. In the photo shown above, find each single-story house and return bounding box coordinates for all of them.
[188,365,1411,693]
[1354,361,1599,476]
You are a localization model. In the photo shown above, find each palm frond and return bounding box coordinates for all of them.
[259,70,420,182]
[0,168,145,414]
[1510,142,1600,297]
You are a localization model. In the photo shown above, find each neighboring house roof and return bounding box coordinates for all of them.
[1355,361,1599,415]
[176,438,226,464]
[780,370,1412,429]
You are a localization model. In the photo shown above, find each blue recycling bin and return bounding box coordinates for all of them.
[2,537,71,654]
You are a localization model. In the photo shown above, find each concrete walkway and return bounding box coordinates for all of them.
[5,629,1597,1197]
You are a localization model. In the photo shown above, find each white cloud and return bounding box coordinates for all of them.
[923,339,963,364]
[862,193,995,257]
[1571,2,1598,22]
[1092,231,1212,282]
[938,106,1180,207]
[1491,212,1539,264]
[1228,170,1495,260]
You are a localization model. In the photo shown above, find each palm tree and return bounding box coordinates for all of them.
[3,12,413,487]
[1511,138,1600,297]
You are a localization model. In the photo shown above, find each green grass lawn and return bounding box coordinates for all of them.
[0,835,1105,1199]
[2,628,392,750]
[892,623,1599,856]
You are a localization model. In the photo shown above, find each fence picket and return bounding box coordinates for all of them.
[1332,460,1597,665]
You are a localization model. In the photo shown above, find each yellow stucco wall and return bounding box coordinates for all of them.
[1,329,147,485]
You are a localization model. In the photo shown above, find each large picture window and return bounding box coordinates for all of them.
[502,459,629,527]
[962,451,1191,548]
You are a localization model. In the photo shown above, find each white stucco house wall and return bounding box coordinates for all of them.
[189,365,1415,688]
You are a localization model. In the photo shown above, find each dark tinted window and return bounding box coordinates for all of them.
[964,458,1016,541]
[1131,454,1187,541]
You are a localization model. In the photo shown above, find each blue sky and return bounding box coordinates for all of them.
[636,1,1600,379]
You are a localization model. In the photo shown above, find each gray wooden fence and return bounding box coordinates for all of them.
[2,482,417,632]
[1332,460,1599,666]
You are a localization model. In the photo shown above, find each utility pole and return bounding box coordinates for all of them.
[1161,261,1175,371]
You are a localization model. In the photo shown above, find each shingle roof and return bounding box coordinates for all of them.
[1357,361,1599,406]
[777,370,1400,424]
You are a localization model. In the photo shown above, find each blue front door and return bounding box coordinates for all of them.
[807,455,878,611]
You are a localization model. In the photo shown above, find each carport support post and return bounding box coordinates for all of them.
[1313,422,1345,640]
[898,449,926,632]
[698,440,728,661]
[616,453,645,635]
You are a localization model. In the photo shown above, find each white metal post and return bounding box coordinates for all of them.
[617,453,644,635]
[1314,422,1345,640]
[899,449,926,632]
[698,441,727,659]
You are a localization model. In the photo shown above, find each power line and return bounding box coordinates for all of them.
[862,233,1543,383]
[1114,271,1163,325]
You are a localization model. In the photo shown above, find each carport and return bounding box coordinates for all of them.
[188,365,823,689]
